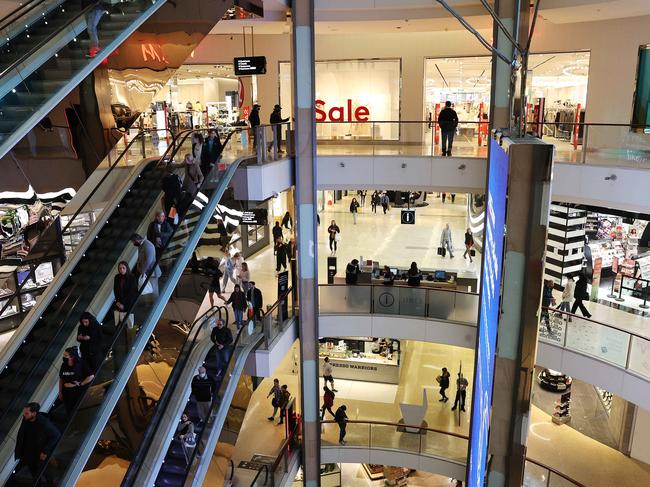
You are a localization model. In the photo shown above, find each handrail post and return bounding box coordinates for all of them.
[272,124,279,160]
[581,124,589,164]
[257,126,266,164]
[263,313,272,348]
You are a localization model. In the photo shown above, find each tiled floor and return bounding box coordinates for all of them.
[340,463,458,487]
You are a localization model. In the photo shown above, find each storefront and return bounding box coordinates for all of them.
[423,51,590,143]
[279,59,401,141]
[319,337,401,384]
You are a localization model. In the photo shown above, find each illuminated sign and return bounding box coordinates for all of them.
[234,56,267,75]
[315,99,370,122]
[468,137,508,486]
[140,43,169,64]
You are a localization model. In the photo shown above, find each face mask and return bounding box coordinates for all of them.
[200,373,207,379]
[63,357,68,364]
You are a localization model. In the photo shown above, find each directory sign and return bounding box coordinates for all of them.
[241,208,268,226]
[467,137,509,486]
[234,56,267,75]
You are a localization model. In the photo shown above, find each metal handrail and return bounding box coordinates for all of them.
[320,419,469,440]
[524,457,588,487]
[250,465,269,486]
[249,423,300,486]
[0,0,50,31]
[262,286,294,317]
[315,120,650,128]
[34,127,244,484]
[318,282,478,297]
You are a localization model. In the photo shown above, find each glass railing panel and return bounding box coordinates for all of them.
[579,125,650,166]
[538,310,568,345]
[320,285,371,314]
[548,474,580,487]
[370,423,420,454]
[427,288,455,321]
[627,335,650,380]
[397,286,427,317]
[564,316,630,367]
[372,285,400,315]
[451,292,479,324]
[320,421,369,447]
[420,430,468,463]
[523,460,549,487]
[260,288,296,349]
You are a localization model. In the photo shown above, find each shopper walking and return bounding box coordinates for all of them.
[275,238,288,273]
[191,366,216,422]
[192,132,204,162]
[182,154,204,197]
[321,385,336,420]
[113,261,138,328]
[267,378,282,421]
[210,319,233,376]
[345,259,361,284]
[205,257,225,307]
[76,311,103,372]
[14,402,59,487]
[327,220,340,256]
[463,228,474,262]
[162,165,183,220]
[557,277,575,313]
[334,405,348,445]
[220,254,236,292]
[371,191,379,213]
[147,211,174,261]
[349,197,360,225]
[131,233,161,296]
[442,192,447,204]
[225,284,248,329]
[272,221,284,246]
[59,346,94,414]
[438,101,459,156]
[270,104,290,153]
[246,281,264,321]
[541,279,556,331]
[451,373,469,412]
[277,384,291,425]
[571,273,592,318]
[83,0,105,58]
[380,192,390,214]
[201,129,223,176]
[437,367,451,402]
[217,219,229,252]
[440,223,454,258]
[238,261,251,293]
[282,211,293,231]
[322,356,337,392]
[175,412,196,461]
[249,104,261,148]
[359,190,367,206]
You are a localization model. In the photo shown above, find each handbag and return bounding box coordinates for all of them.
[437,247,446,257]
[168,205,179,225]
[138,274,153,295]
[335,233,341,242]
[470,249,476,256]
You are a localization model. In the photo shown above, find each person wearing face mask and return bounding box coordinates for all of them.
[147,211,173,261]
[113,261,138,328]
[131,233,161,296]
[76,311,103,372]
[59,347,94,414]
[14,402,59,487]
[210,319,233,376]
[191,366,216,422]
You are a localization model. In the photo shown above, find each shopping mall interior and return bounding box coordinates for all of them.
[1,0,650,486]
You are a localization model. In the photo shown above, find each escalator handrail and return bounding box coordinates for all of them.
[120,303,230,485]
[33,128,245,485]
[0,0,53,32]
[0,0,110,78]
[0,128,180,431]
[250,465,269,486]
[0,128,173,320]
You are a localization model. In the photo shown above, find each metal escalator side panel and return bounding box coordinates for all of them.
[57,158,245,486]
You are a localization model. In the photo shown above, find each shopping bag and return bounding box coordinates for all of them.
[435,375,442,384]
[470,249,476,257]
[168,205,179,225]
[437,247,446,256]
[335,233,341,242]
[138,274,153,295]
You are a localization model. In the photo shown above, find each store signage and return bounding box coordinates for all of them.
[468,138,508,487]
[315,99,370,122]
[234,56,267,75]
[401,209,415,225]
[277,270,289,318]
[591,257,602,301]
[241,209,268,226]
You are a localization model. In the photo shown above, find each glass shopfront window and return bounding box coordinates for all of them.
[279,59,401,141]
[632,45,650,131]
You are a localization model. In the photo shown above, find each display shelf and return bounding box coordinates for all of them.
[588,240,625,269]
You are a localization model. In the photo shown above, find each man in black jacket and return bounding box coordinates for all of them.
[147,211,174,260]
[161,166,183,218]
[246,281,264,321]
[334,405,348,445]
[345,259,360,284]
[438,101,459,156]
[14,402,60,486]
[269,104,290,153]
[249,104,261,148]
[191,366,216,422]
[211,319,233,376]
[201,129,223,176]
[76,311,103,372]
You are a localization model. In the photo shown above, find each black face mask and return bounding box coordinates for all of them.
[63,357,68,364]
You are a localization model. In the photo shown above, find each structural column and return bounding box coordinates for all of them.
[291,1,321,486]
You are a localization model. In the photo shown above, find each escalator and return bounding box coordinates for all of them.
[0,0,168,157]
[1,128,252,485]
[120,308,264,487]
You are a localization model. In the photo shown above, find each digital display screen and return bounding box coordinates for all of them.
[241,208,268,226]
[467,137,509,486]
[234,56,267,75]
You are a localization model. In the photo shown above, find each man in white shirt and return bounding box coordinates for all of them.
[322,356,337,392]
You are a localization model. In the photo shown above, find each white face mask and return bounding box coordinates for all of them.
[199,373,207,378]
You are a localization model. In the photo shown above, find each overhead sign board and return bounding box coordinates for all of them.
[234,56,267,75]
[241,208,268,226]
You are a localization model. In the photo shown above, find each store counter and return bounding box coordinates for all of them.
[319,338,401,384]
